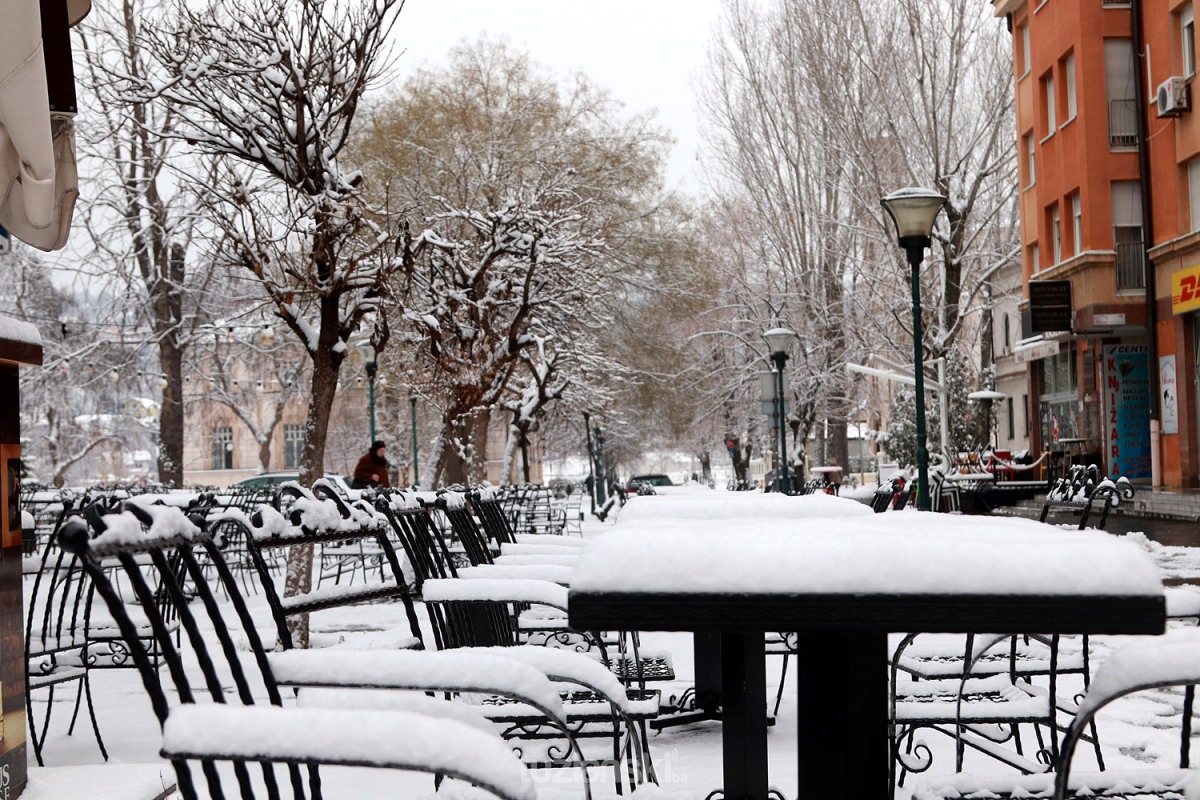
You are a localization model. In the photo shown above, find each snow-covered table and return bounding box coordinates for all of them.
[568,498,1166,800]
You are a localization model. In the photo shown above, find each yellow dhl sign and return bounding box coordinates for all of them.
[1173,264,1200,314]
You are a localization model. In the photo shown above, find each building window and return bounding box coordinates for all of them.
[1007,396,1016,441]
[1070,192,1082,254]
[1030,243,1040,274]
[1184,5,1196,78]
[1189,158,1200,232]
[1023,394,1031,436]
[1105,39,1137,149]
[1112,180,1145,290]
[284,423,304,469]
[1018,24,1031,78]
[211,426,233,470]
[1050,204,1062,264]
[1042,71,1056,135]
[1064,53,1077,122]
[1004,315,1012,354]
[1023,133,1036,187]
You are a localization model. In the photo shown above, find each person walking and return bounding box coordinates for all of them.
[351,440,390,489]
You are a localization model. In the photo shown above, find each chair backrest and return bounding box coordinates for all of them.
[57,511,301,800]
[26,524,92,662]
[436,492,495,566]
[244,485,423,650]
[375,492,458,591]
[470,488,518,546]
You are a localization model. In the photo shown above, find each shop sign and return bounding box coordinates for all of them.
[1103,344,1152,479]
[1160,355,1179,435]
[1093,313,1126,327]
[1172,264,1200,314]
[1014,339,1060,364]
[1029,280,1073,333]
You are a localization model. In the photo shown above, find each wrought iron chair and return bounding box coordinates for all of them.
[911,629,1200,800]
[56,514,543,800]
[24,510,107,766]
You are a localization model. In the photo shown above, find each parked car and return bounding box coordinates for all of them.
[229,472,357,499]
[624,474,675,494]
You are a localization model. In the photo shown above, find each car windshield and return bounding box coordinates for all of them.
[631,475,673,486]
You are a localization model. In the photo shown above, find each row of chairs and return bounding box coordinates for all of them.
[113,482,657,796]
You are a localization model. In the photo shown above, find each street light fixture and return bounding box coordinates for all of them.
[763,326,799,495]
[881,187,947,512]
[356,340,378,444]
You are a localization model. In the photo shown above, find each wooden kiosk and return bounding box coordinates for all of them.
[0,316,43,798]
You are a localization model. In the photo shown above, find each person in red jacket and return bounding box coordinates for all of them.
[351,440,390,489]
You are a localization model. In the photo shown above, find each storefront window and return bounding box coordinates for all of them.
[1038,349,1078,443]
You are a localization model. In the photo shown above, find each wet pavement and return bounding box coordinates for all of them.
[1102,513,1200,547]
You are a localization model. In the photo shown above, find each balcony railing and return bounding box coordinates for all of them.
[1108,99,1138,148]
[1115,239,1145,290]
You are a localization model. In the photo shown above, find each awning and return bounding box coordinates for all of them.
[0,0,82,252]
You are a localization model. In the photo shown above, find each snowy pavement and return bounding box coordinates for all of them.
[23,487,1200,799]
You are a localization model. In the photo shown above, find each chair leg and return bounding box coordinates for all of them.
[26,688,45,767]
[81,674,109,761]
[67,675,84,735]
[773,653,790,718]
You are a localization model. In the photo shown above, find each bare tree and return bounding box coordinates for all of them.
[128,0,407,647]
[400,190,609,486]
[356,39,687,482]
[697,0,1016,465]
[74,0,223,487]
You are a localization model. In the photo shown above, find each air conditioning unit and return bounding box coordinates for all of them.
[1157,76,1190,117]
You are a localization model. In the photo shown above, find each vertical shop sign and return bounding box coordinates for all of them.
[1103,345,1152,479]
[1160,355,1179,435]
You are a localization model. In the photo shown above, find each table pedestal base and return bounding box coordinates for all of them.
[796,632,889,800]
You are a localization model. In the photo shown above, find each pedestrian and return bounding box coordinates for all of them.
[351,440,390,489]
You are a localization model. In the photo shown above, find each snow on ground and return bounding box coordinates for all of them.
[24,486,1200,799]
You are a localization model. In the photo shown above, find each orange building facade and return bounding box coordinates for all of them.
[995,0,1200,487]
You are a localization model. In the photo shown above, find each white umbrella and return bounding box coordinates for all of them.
[0,0,87,252]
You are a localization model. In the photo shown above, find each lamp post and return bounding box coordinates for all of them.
[410,393,419,489]
[763,327,799,495]
[881,187,948,512]
[356,341,378,444]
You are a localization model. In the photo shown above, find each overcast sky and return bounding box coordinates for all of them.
[389,0,728,192]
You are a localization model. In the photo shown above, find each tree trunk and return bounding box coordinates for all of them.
[258,434,273,473]
[284,292,344,650]
[157,334,184,486]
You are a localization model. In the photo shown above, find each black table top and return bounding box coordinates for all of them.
[568,590,1166,635]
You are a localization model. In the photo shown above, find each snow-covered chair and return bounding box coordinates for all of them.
[422,577,661,793]
[56,514,541,800]
[1039,467,1133,530]
[890,631,1093,794]
[910,628,1200,800]
[243,483,425,651]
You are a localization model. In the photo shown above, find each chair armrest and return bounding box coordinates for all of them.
[161,704,535,800]
[422,577,569,612]
[267,649,564,718]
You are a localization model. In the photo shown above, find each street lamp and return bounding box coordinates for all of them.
[763,326,799,495]
[881,187,947,512]
[356,340,378,444]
